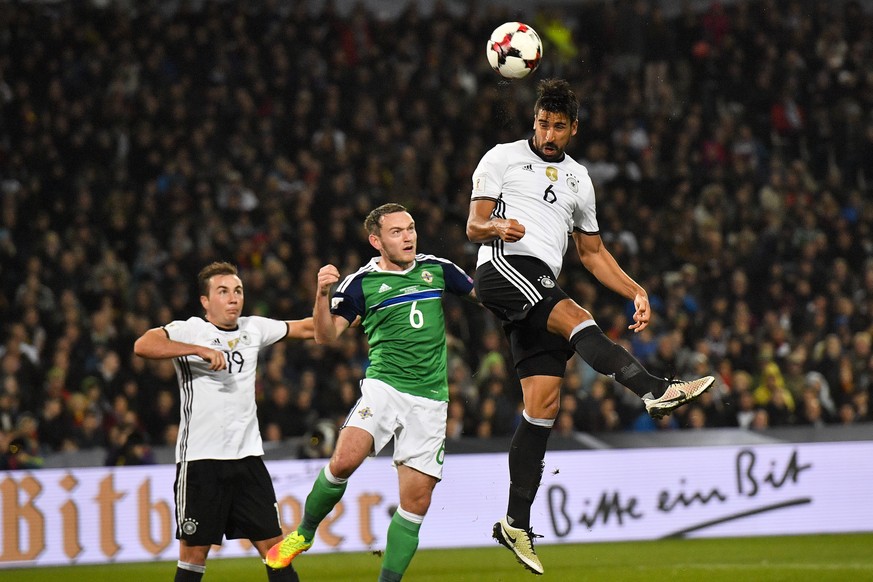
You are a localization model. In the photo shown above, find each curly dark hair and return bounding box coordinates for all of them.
[534,78,579,124]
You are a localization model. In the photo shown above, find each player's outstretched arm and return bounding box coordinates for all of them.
[572,231,650,332]
[466,199,525,243]
[313,264,352,344]
[133,327,227,370]
[285,316,315,340]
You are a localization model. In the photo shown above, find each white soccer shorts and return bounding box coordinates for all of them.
[344,378,448,480]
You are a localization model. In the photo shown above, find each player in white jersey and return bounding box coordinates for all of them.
[467,79,714,575]
[134,261,314,582]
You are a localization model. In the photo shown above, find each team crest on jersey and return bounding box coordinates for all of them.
[182,518,199,535]
[545,166,558,182]
[566,174,579,193]
[421,270,433,283]
[358,406,374,420]
[538,275,556,289]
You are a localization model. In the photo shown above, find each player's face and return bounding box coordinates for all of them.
[370,211,417,270]
[532,109,577,161]
[201,274,244,328]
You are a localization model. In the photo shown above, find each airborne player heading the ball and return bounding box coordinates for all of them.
[267,203,476,582]
[466,78,714,575]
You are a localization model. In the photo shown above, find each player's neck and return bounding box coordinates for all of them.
[378,258,414,272]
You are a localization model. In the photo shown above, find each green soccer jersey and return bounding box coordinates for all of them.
[330,254,474,401]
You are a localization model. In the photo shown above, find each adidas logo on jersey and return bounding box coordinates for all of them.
[378,283,392,293]
[211,338,222,346]
[522,164,533,172]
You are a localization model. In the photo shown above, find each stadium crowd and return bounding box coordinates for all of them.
[1,0,873,468]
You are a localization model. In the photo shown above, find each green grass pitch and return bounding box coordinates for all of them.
[7,533,873,581]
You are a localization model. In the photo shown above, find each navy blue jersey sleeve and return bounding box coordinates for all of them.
[330,274,366,323]
[440,260,474,296]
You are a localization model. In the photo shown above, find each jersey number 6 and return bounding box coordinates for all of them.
[409,301,424,329]
[543,185,557,204]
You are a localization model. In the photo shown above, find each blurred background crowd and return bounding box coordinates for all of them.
[1,0,873,468]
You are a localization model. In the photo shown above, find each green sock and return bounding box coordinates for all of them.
[297,468,347,541]
[379,510,422,581]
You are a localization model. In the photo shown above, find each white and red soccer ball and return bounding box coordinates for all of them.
[487,21,543,79]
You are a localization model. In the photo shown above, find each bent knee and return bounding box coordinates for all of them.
[548,299,593,336]
[401,493,433,516]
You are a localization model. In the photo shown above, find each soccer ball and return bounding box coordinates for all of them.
[486,22,543,79]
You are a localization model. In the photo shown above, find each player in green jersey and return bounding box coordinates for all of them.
[266,203,476,581]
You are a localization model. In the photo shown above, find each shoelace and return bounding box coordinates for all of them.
[523,529,544,548]
[654,374,680,399]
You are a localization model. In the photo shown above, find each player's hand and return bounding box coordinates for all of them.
[627,293,651,333]
[198,347,227,371]
[495,218,525,242]
[317,264,340,296]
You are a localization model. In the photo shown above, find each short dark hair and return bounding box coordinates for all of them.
[534,78,578,124]
[197,261,238,297]
[364,203,408,235]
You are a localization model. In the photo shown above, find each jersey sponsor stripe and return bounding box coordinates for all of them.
[372,289,442,311]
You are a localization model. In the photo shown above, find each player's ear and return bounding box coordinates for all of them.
[200,295,209,311]
[369,233,382,251]
[571,120,579,136]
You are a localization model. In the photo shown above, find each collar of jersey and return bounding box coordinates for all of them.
[368,256,417,274]
[205,318,239,332]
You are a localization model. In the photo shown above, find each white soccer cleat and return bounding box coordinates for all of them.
[492,517,544,575]
[644,376,715,419]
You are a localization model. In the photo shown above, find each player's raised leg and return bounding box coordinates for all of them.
[551,301,714,417]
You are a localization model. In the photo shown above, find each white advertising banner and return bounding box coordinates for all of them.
[2,441,872,568]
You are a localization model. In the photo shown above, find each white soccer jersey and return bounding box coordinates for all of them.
[163,315,287,462]
[471,138,599,277]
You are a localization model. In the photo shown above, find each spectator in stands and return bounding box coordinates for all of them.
[259,383,307,440]
[73,408,108,450]
[1,435,44,470]
[105,430,155,467]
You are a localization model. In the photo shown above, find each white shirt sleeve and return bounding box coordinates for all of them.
[471,145,507,200]
[163,318,196,343]
[247,316,288,347]
[572,173,600,234]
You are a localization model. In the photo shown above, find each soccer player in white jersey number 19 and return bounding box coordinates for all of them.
[134,261,314,582]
